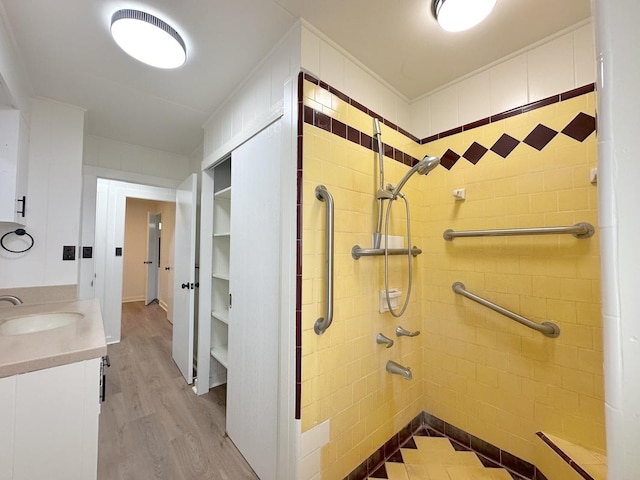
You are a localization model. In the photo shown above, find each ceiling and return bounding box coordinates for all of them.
[0,0,592,157]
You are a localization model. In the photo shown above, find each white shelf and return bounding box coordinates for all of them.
[214,186,231,200]
[213,232,230,237]
[212,273,229,281]
[210,346,228,368]
[211,310,229,324]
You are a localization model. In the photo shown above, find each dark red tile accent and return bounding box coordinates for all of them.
[491,134,520,158]
[523,124,558,151]
[318,80,329,90]
[333,118,347,139]
[303,72,319,84]
[491,107,523,123]
[330,86,350,104]
[369,464,388,479]
[384,143,394,159]
[561,83,595,101]
[440,126,463,139]
[463,117,490,131]
[440,149,461,170]
[295,380,301,419]
[393,148,403,163]
[463,141,488,165]
[502,451,535,479]
[297,137,303,170]
[369,110,383,122]
[399,127,421,143]
[295,345,301,382]
[383,118,398,131]
[295,310,302,345]
[297,102,304,134]
[296,169,303,205]
[315,111,331,132]
[522,95,559,113]
[561,112,596,141]
[303,105,314,127]
[536,433,596,480]
[347,126,360,144]
[350,98,369,114]
[361,133,373,150]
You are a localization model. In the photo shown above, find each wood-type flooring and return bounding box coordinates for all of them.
[98,301,258,480]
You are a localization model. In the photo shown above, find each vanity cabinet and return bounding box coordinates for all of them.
[0,358,101,480]
[0,109,29,223]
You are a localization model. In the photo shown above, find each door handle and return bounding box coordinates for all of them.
[144,261,152,264]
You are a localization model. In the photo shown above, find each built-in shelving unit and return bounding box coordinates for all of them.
[209,157,231,388]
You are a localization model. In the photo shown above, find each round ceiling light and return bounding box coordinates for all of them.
[433,0,497,32]
[110,9,186,69]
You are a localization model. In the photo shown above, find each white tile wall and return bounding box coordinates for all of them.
[202,22,302,165]
[409,21,596,139]
[527,34,575,102]
[300,420,330,480]
[301,22,411,131]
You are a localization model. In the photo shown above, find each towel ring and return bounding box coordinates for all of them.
[0,228,34,253]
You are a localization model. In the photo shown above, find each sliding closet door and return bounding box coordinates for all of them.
[227,120,281,480]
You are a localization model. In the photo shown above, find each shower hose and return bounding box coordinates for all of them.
[383,192,413,317]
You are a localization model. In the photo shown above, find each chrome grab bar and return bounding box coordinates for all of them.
[314,185,334,335]
[443,222,594,241]
[352,245,422,260]
[452,282,560,338]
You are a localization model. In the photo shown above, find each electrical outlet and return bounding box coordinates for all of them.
[82,246,93,259]
[62,245,76,261]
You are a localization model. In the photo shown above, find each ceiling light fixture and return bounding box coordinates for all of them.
[432,0,497,32]
[110,9,186,69]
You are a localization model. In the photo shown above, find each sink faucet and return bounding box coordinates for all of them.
[0,295,23,305]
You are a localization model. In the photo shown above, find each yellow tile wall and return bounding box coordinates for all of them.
[300,79,603,477]
[418,92,604,462]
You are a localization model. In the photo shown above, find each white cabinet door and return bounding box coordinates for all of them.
[0,376,16,480]
[172,173,198,384]
[0,109,28,223]
[227,120,281,480]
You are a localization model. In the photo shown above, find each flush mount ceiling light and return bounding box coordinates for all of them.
[433,0,497,32]
[111,9,186,69]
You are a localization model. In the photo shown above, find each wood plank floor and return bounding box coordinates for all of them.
[98,302,258,480]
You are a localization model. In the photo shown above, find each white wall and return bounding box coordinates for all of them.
[202,22,301,166]
[593,1,640,478]
[0,98,84,288]
[301,21,411,130]
[84,135,191,181]
[0,4,32,115]
[410,21,596,138]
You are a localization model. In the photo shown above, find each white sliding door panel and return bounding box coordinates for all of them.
[227,120,281,480]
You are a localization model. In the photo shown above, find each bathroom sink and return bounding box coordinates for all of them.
[0,312,83,335]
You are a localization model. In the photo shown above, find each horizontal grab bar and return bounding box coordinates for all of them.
[314,185,334,335]
[352,245,422,260]
[452,282,560,338]
[443,222,594,241]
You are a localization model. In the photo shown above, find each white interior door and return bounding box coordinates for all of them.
[227,120,281,480]
[172,174,198,384]
[145,212,160,305]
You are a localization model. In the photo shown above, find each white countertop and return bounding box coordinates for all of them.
[0,299,107,378]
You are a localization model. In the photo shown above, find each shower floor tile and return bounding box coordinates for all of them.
[369,434,517,480]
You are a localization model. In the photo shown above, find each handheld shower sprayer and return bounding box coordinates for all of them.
[389,155,440,198]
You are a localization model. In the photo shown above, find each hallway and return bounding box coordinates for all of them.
[98,302,258,480]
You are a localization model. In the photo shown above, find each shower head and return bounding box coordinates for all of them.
[390,155,440,197]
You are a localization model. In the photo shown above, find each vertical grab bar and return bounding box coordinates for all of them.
[314,185,334,335]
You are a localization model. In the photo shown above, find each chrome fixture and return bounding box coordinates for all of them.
[452,282,560,338]
[0,295,23,305]
[373,118,386,249]
[433,0,497,32]
[111,9,187,69]
[314,185,335,335]
[388,156,440,199]
[352,245,422,260]
[443,222,595,241]
[386,360,412,380]
[376,333,394,348]
[396,326,420,337]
